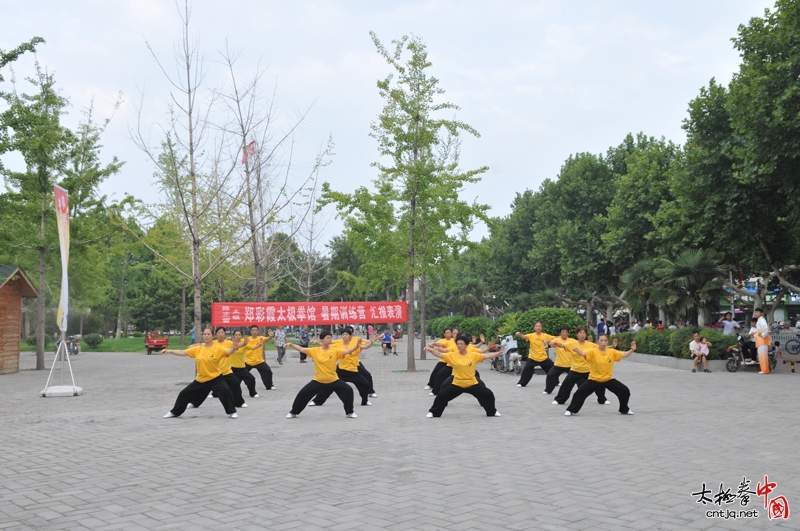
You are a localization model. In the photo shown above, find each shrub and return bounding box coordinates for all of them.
[506,307,586,359]
[493,312,519,338]
[613,331,635,350]
[633,329,674,357]
[83,333,103,349]
[25,335,38,346]
[668,327,736,360]
[458,317,493,339]
[132,331,144,338]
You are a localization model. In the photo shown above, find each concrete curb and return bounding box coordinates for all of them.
[627,352,728,371]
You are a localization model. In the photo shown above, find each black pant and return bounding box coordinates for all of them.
[433,365,453,394]
[290,380,354,415]
[245,361,273,390]
[440,373,484,392]
[358,364,375,394]
[208,373,246,407]
[429,383,497,417]
[553,370,607,404]
[232,366,257,397]
[517,357,554,387]
[299,347,308,361]
[544,365,571,393]
[312,368,371,405]
[170,376,235,416]
[427,361,448,386]
[567,378,630,414]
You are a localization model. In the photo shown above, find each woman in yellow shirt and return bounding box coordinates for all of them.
[161,328,241,419]
[230,330,258,397]
[565,334,636,416]
[550,326,611,406]
[199,327,248,409]
[425,328,455,390]
[424,334,504,418]
[309,326,378,407]
[285,331,364,418]
[542,325,574,395]
[244,325,276,392]
[428,331,485,396]
[515,322,555,387]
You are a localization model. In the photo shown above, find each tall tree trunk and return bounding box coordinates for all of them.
[407,192,416,371]
[36,195,46,370]
[79,313,84,336]
[419,273,427,359]
[115,254,128,340]
[181,284,186,345]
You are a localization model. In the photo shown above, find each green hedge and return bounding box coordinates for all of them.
[83,333,104,349]
[614,327,737,359]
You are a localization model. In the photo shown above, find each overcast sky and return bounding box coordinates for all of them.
[1,0,775,243]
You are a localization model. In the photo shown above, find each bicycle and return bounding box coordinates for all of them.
[784,334,800,355]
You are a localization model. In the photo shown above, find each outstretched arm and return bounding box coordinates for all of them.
[425,346,447,359]
[342,338,364,355]
[162,349,189,357]
[481,348,504,361]
[621,341,637,358]
[287,343,309,355]
[571,346,587,357]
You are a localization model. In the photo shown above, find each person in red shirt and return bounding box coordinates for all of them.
[656,321,666,331]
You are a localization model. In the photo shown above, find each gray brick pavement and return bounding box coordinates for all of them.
[1,340,798,530]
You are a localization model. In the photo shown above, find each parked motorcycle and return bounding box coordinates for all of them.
[54,335,81,356]
[491,336,522,374]
[726,333,776,372]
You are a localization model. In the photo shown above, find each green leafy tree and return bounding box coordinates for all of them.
[322,33,489,370]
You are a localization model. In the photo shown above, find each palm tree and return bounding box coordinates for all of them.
[449,279,487,317]
[654,249,728,325]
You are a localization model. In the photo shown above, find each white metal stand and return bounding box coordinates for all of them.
[41,331,82,397]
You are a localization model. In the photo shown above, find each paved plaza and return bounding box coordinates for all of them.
[1,340,799,531]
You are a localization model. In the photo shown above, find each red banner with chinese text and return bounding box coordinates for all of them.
[211,301,408,327]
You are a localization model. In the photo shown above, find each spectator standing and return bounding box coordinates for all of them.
[298,326,310,363]
[597,318,607,336]
[719,312,741,336]
[274,327,287,365]
[632,321,642,333]
[754,307,771,374]
[656,321,665,332]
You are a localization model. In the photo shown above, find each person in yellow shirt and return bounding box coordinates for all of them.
[430,332,485,395]
[230,329,258,397]
[284,331,364,418]
[565,334,636,416]
[199,327,248,409]
[550,326,611,405]
[161,327,240,419]
[244,325,276,392]
[424,328,456,391]
[309,326,378,407]
[424,334,504,418]
[515,322,555,387]
[542,325,574,395]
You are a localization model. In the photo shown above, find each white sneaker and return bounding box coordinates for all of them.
[364,401,372,406]
[564,411,573,416]
[516,384,522,388]
[426,412,434,418]
[542,391,550,395]
[269,386,276,390]
[603,400,611,405]
[229,412,238,419]
[163,412,177,418]
[346,412,358,418]
[423,385,431,390]
[253,394,260,398]
[624,410,634,415]
[208,393,213,398]
[308,401,317,407]
[494,411,502,417]
[557,383,561,386]
[551,400,559,405]
[187,403,196,409]
[240,403,247,408]
[428,392,434,396]
[369,393,378,398]
[285,413,297,419]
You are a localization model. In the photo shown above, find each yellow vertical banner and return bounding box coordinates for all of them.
[54,185,70,332]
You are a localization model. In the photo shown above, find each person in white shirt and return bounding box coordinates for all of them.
[689,331,711,373]
[632,321,641,333]
[754,307,772,374]
[718,312,741,335]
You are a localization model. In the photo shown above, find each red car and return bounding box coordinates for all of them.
[145,331,169,355]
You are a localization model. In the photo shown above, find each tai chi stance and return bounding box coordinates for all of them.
[161,328,239,419]
[245,326,276,391]
[551,326,610,406]
[309,326,378,406]
[425,334,504,418]
[285,332,364,418]
[565,335,636,416]
[516,323,554,387]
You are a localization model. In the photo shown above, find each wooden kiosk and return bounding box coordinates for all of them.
[0,265,38,375]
